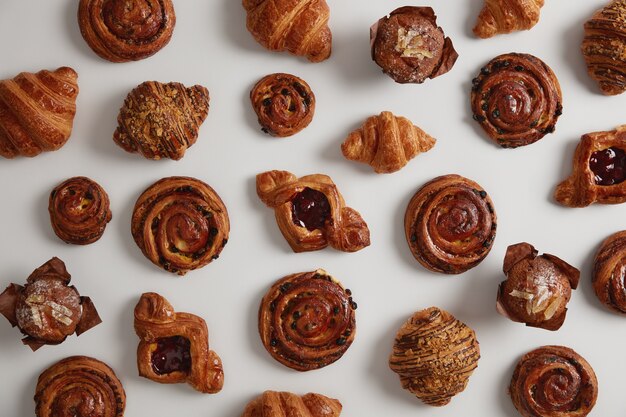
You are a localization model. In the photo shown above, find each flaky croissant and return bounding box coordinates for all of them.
[473,0,544,38]
[241,391,342,417]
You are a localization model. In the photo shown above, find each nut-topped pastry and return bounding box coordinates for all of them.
[473,0,544,39]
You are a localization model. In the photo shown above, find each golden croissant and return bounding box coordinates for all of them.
[241,391,342,417]
[473,0,544,38]
[341,111,436,173]
[0,67,78,158]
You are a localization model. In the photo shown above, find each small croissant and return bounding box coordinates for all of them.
[473,0,544,39]
[243,0,332,62]
[0,67,78,158]
[241,391,342,417]
[341,111,436,173]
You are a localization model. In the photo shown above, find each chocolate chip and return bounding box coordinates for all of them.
[410,234,417,243]
[281,88,289,96]
[350,301,358,310]
[270,339,278,347]
[515,65,524,71]
[280,282,292,292]
[479,190,487,198]
[473,114,486,122]
[262,98,272,106]
[345,288,352,296]
[293,311,301,319]
[333,306,340,315]
[209,227,218,236]
[336,337,347,345]
[492,109,500,118]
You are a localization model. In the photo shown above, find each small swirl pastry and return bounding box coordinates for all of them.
[243,0,331,62]
[497,243,579,331]
[134,292,224,393]
[259,270,356,371]
[242,391,342,417]
[256,170,370,253]
[48,176,112,245]
[404,174,497,274]
[471,53,562,148]
[389,307,480,406]
[0,257,101,351]
[473,0,544,39]
[250,73,315,137]
[593,230,626,313]
[509,346,598,417]
[0,67,78,158]
[131,177,229,275]
[371,7,458,84]
[113,81,209,160]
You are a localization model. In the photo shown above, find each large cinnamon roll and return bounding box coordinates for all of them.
[593,230,626,313]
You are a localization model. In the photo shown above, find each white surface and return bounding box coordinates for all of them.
[0,0,624,416]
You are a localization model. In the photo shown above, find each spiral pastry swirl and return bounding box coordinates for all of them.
[131,177,229,276]
[259,270,357,371]
[78,0,176,62]
[471,53,562,148]
[509,346,598,417]
[593,230,626,313]
[35,356,126,417]
[405,174,497,274]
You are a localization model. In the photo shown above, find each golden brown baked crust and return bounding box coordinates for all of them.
[131,176,229,275]
[0,67,78,158]
[389,307,480,406]
[256,170,370,253]
[241,391,342,417]
[134,292,224,393]
[473,0,544,38]
[341,111,435,173]
[78,0,176,63]
[35,356,126,417]
[113,81,209,160]
[258,270,356,371]
[243,0,331,62]
[593,230,626,313]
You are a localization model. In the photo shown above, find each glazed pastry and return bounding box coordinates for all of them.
[256,170,370,253]
[497,243,579,331]
[473,0,544,39]
[134,292,224,393]
[241,391,342,417]
[0,257,101,351]
[250,73,315,137]
[341,111,436,173]
[131,176,229,275]
[389,307,480,406]
[555,125,626,207]
[404,174,497,274]
[509,346,598,417]
[48,176,112,245]
[78,0,176,63]
[471,53,562,148]
[371,7,458,84]
[35,356,126,417]
[593,230,626,313]
[0,67,78,158]
[258,270,356,371]
[113,81,209,160]
[243,0,331,62]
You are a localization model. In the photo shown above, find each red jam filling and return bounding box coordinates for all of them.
[151,336,191,375]
[590,147,626,186]
[291,187,331,231]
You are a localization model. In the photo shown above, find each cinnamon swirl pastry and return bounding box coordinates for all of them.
[593,230,626,313]
[49,177,112,245]
[509,346,598,417]
[258,270,356,371]
[404,174,497,274]
[242,391,342,417]
[131,177,229,275]
[471,53,562,148]
[78,0,176,62]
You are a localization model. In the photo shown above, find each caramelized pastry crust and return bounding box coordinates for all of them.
[471,53,562,148]
[242,391,342,417]
[258,270,356,371]
[131,177,229,275]
[593,230,626,313]
[473,0,544,39]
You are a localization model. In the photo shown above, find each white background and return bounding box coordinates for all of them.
[0,1,623,416]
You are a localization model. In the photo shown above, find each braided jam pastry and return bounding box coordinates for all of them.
[509,346,598,417]
[49,176,112,245]
[131,176,229,275]
[389,307,480,406]
[593,230,626,314]
[473,0,544,39]
[242,391,342,417]
[0,67,78,158]
[370,6,458,84]
[250,73,315,137]
[0,257,101,351]
[243,0,331,63]
[471,53,562,148]
[555,125,626,207]
[134,292,224,393]
[256,170,370,253]
[113,81,209,160]
[78,0,176,63]
[404,174,497,274]
[258,270,356,371]
[341,111,436,173]
[35,356,126,417]
[497,243,579,331]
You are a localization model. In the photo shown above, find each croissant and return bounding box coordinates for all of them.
[473,0,544,39]
[241,391,342,417]
[0,67,78,158]
[593,230,626,313]
[341,111,435,173]
[243,0,332,62]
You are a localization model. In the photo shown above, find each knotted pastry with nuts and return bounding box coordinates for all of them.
[241,391,342,417]
[593,230,626,314]
[473,0,544,39]
[256,170,370,253]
